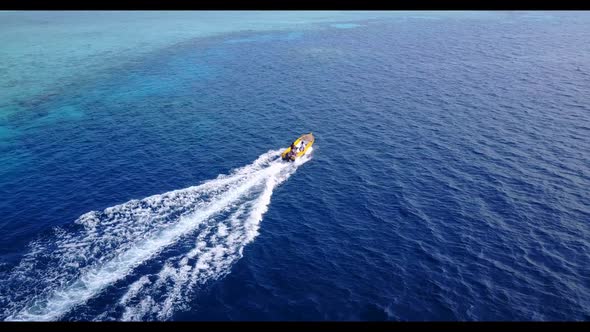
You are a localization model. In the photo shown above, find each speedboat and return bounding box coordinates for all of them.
[281,133,315,161]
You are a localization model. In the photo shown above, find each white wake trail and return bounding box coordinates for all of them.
[1,148,312,321]
[119,158,305,321]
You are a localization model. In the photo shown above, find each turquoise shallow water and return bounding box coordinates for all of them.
[0,11,589,321]
[0,11,405,108]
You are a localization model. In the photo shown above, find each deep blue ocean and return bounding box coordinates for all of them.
[1,12,589,321]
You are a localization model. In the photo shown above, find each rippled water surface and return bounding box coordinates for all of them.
[0,11,589,321]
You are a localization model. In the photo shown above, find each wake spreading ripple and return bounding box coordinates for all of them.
[1,148,312,321]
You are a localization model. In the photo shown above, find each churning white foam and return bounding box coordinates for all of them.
[1,148,312,321]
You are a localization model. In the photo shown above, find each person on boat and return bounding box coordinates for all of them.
[289,143,297,158]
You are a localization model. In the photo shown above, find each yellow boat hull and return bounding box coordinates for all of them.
[281,133,315,161]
